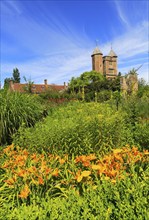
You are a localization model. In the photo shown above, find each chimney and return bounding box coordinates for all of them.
[44,79,48,90]
[44,79,47,85]
[64,82,66,89]
[9,80,14,91]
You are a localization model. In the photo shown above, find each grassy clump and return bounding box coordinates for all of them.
[0,90,44,145]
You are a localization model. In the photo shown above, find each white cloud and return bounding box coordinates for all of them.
[1,20,148,86]
[1,1,22,16]
[114,1,130,28]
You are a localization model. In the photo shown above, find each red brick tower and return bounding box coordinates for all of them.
[91,46,103,74]
[103,48,118,79]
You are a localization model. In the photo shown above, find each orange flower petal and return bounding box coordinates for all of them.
[19,184,30,199]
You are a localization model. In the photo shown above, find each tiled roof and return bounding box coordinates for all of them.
[10,83,66,93]
[108,49,117,57]
[92,47,103,55]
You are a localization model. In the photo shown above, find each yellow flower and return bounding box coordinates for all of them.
[113,149,122,154]
[59,158,65,164]
[77,170,91,182]
[81,170,91,177]
[104,176,110,180]
[52,169,59,177]
[144,150,149,155]
[111,179,116,184]
[77,175,83,183]
[92,164,103,170]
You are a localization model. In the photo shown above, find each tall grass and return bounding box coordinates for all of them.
[0,89,44,145]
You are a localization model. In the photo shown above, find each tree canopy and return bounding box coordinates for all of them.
[68,71,121,99]
[4,68,21,88]
[13,68,20,83]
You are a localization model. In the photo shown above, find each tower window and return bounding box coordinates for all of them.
[109,69,114,74]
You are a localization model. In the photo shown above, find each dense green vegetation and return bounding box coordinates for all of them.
[0,90,44,145]
[0,74,149,219]
[13,101,134,155]
[68,71,121,102]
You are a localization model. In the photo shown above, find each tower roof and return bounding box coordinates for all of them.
[108,49,117,57]
[92,47,103,55]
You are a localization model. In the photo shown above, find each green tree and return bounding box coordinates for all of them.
[4,77,12,88]
[13,68,20,83]
[68,71,121,102]
[137,78,149,98]
[4,68,21,89]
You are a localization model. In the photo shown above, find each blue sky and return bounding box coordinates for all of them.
[0,0,149,87]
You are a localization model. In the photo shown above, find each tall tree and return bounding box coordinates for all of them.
[13,68,20,83]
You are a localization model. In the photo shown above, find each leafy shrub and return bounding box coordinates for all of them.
[0,90,44,145]
[98,90,112,102]
[13,102,134,155]
[120,96,149,149]
[134,122,149,150]
[122,95,149,125]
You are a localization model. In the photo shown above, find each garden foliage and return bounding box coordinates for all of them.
[13,102,134,155]
[0,144,149,219]
[0,88,149,219]
[0,90,44,145]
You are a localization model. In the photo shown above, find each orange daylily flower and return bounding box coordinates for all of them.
[31,178,38,185]
[17,169,27,178]
[27,166,37,173]
[81,170,91,177]
[77,175,83,182]
[106,169,118,178]
[38,176,44,185]
[40,161,47,172]
[31,153,39,163]
[4,177,16,186]
[3,144,14,154]
[82,161,90,167]
[45,168,52,175]
[104,176,110,180]
[132,146,138,152]
[113,149,123,154]
[76,170,91,182]
[59,158,65,164]
[52,169,59,177]
[92,164,103,170]
[97,168,106,177]
[143,150,149,155]
[19,184,30,199]
[2,162,10,169]
[114,154,123,162]
[86,154,96,161]
[111,179,116,184]
[22,149,29,156]
[75,155,86,163]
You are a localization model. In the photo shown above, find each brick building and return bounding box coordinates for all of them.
[9,79,67,94]
[91,46,118,79]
